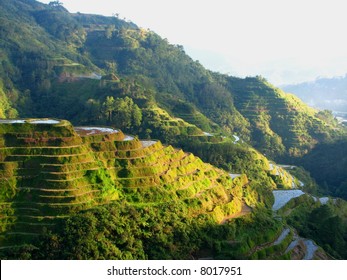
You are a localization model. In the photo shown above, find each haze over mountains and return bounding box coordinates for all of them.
[283,75,347,114]
[0,0,347,260]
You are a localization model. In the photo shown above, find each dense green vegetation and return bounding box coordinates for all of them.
[0,119,294,260]
[1,119,337,260]
[278,195,347,259]
[0,0,347,260]
[299,139,347,200]
[1,202,285,260]
[216,75,342,159]
[1,0,344,159]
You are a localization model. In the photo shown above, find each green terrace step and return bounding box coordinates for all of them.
[4,153,97,164]
[0,200,99,213]
[15,187,101,201]
[89,141,117,152]
[34,177,93,189]
[10,136,83,147]
[176,178,215,199]
[122,186,178,203]
[123,150,187,168]
[17,186,98,194]
[38,168,100,180]
[117,175,163,188]
[110,165,168,178]
[36,190,100,204]
[79,132,125,144]
[114,139,143,150]
[114,140,161,152]
[0,145,90,155]
[114,144,162,158]
[40,161,99,172]
[17,181,105,190]
[114,146,167,160]
[108,153,195,178]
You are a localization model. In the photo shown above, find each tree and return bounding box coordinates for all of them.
[105,25,116,39]
[132,104,142,127]
[102,96,142,130]
[102,96,116,123]
[49,1,63,7]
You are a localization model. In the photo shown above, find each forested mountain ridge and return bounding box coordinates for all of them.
[0,0,343,160]
[1,0,347,260]
[216,75,342,158]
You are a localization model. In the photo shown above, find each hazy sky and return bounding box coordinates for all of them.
[38,0,347,85]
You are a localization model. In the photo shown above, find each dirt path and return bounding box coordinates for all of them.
[247,227,291,256]
[220,203,252,224]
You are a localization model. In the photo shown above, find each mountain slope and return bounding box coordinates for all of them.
[1,119,330,260]
[0,120,248,246]
[0,119,297,260]
[0,0,343,161]
[218,76,342,158]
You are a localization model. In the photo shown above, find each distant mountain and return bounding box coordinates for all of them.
[282,75,347,113]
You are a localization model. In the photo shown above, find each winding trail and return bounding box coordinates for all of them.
[247,227,291,256]
[220,203,252,224]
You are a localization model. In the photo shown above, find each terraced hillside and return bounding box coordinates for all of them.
[0,0,343,163]
[141,104,204,142]
[222,76,341,158]
[0,119,249,249]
